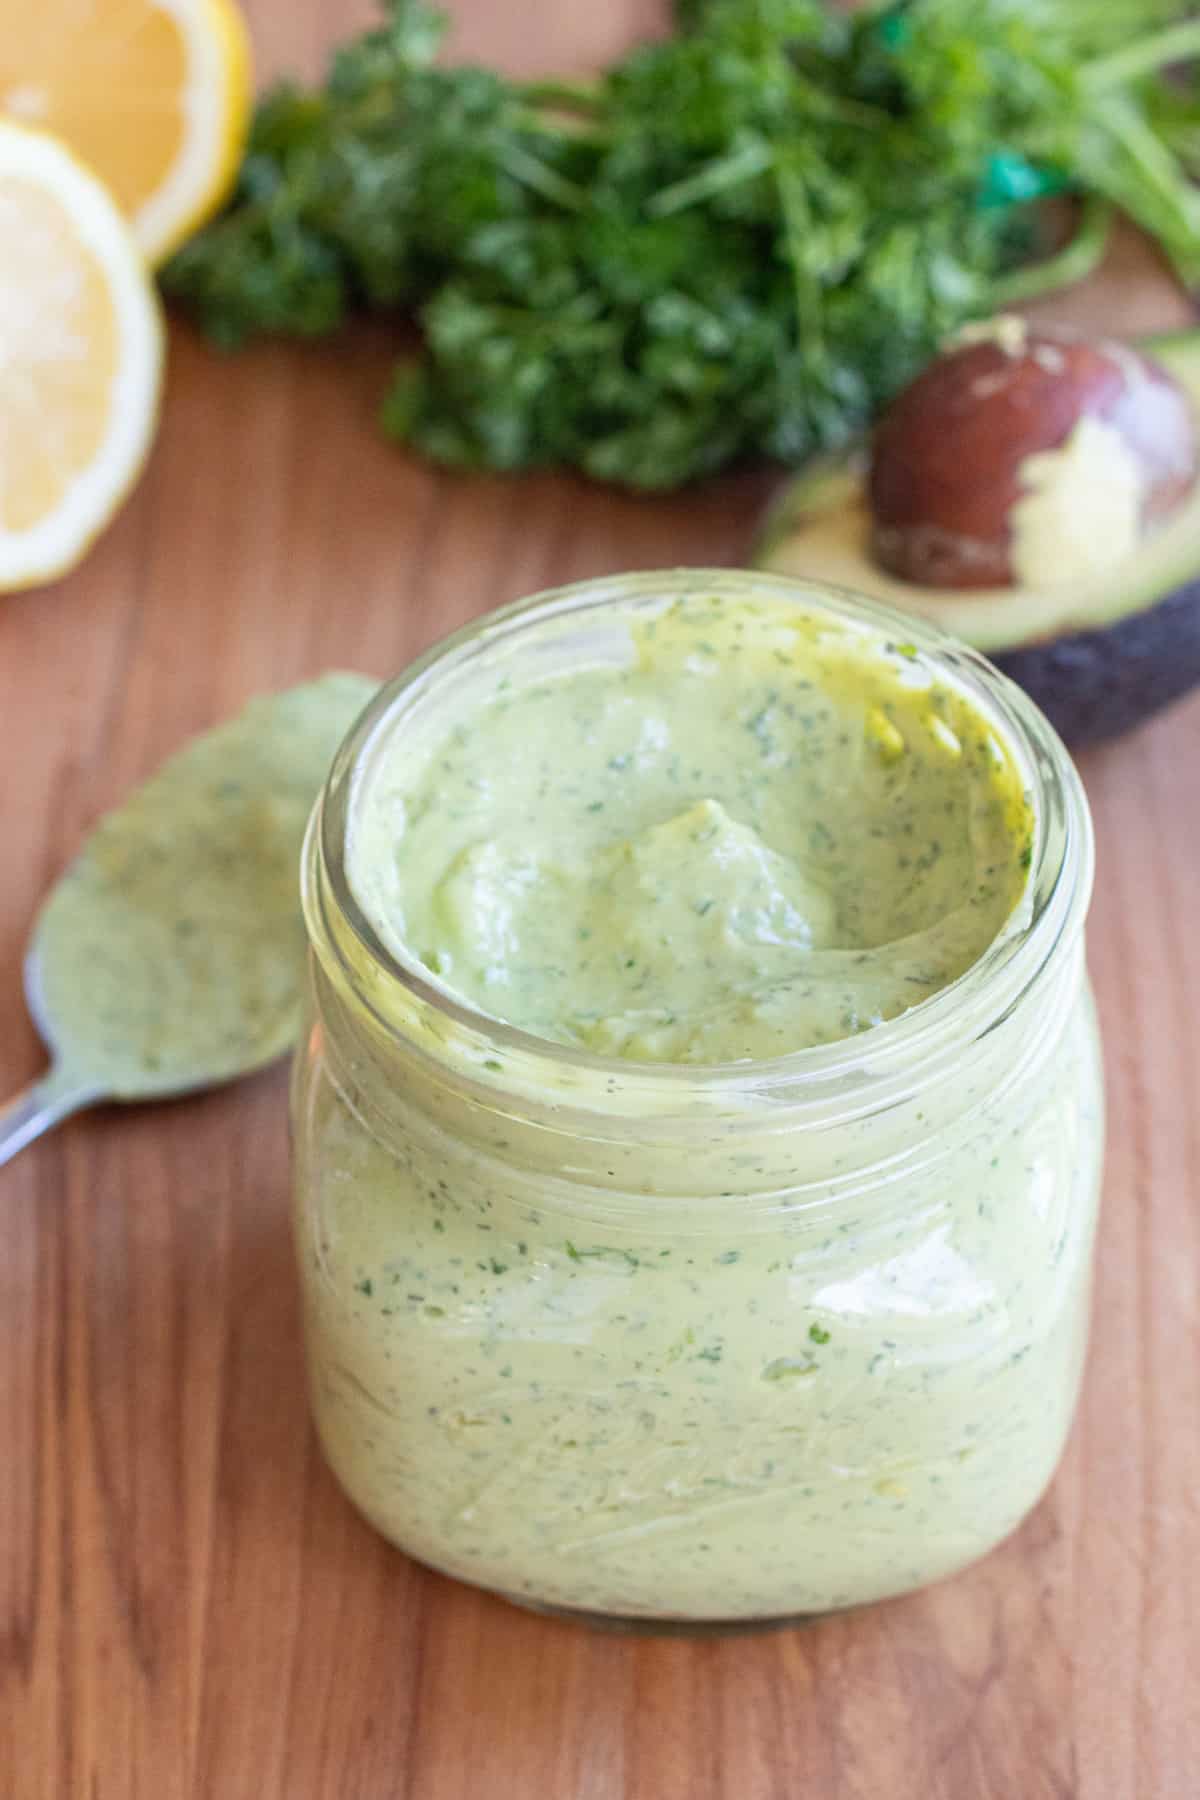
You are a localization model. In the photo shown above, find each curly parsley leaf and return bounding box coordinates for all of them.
[164,0,1200,489]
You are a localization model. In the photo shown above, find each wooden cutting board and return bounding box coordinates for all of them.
[1,4,1197,1795]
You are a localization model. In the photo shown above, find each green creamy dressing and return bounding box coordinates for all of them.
[349,596,1032,1059]
[292,592,1104,1621]
[36,673,376,1095]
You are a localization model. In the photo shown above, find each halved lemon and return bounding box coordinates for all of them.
[0,0,252,265]
[0,121,163,590]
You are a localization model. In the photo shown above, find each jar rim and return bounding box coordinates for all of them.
[306,568,1093,1112]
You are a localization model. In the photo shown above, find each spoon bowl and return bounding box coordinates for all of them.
[0,931,279,1172]
[0,672,377,1170]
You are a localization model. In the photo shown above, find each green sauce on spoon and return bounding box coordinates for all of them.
[0,672,375,1166]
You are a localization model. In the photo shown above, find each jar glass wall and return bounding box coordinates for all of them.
[292,571,1103,1628]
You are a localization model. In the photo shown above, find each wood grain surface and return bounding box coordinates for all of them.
[1,4,1198,1795]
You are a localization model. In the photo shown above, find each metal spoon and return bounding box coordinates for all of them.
[0,928,288,1167]
[0,671,378,1170]
[0,946,183,1166]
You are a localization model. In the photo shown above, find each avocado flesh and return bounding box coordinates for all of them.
[753,331,1200,743]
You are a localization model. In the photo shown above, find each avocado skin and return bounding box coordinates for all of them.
[993,577,1200,745]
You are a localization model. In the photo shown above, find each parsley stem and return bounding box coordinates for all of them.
[987,192,1113,307]
[517,77,607,113]
[511,106,612,147]
[497,144,589,211]
[647,139,775,216]
[1171,124,1200,176]
[1084,19,1200,89]
[775,158,825,361]
[1103,97,1200,271]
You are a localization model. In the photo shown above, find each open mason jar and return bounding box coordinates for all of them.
[292,571,1103,1628]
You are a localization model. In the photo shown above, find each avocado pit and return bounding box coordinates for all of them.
[751,324,1200,744]
[868,321,1198,590]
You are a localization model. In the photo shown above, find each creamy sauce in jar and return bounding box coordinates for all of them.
[296,581,1101,1622]
[349,596,1032,1060]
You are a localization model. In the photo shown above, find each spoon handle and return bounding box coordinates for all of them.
[0,1065,103,1170]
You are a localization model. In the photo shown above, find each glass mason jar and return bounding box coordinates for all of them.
[292,571,1103,1628]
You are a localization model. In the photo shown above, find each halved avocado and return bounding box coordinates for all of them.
[753,329,1200,745]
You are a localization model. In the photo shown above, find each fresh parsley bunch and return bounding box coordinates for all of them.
[164,0,1200,490]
